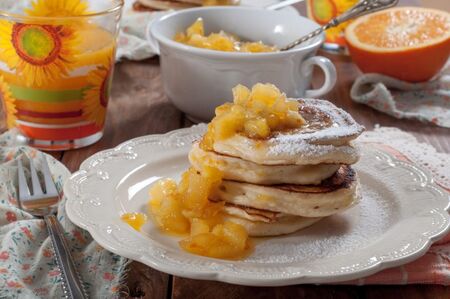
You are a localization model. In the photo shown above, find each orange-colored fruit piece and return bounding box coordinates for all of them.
[178,166,222,212]
[190,218,210,235]
[345,7,450,82]
[147,165,250,259]
[179,233,231,258]
[199,83,305,150]
[144,178,252,260]
[186,18,204,37]
[232,85,251,106]
[121,212,147,231]
[148,179,190,235]
[178,168,210,211]
[214,221,248,251]
[180,221,250,259]
[244,118,270,139]
[239,41,278,53]
[207,33,236,52]
[174,18,277,53]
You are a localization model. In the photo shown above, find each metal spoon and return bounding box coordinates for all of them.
[280,0,399,51]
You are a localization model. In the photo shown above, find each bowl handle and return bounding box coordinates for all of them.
[301,56,337,98]
[145,16,161,55]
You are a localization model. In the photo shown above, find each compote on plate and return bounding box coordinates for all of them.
[123,83,364,260]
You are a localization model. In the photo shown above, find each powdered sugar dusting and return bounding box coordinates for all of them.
[247,183,396,263]
[267,139,359,162]
[280,98,364,143]
[266,99,364,159]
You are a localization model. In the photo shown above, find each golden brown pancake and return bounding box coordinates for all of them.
[189,142,340,185]
[223,211,323,237]
[276,165,355,193]
[222,201,280,223]
[211,201,322,237]
[134,0,199,11]
[212,99,365,165]
[211,166,360,217]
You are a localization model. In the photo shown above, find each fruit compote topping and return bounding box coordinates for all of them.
[174,18,278,53]
[148,167,251,259]
[121,212,148,231]
[200,83,306,151]
[125,83,306,260]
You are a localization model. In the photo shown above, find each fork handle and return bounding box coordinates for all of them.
[45,215,89,299]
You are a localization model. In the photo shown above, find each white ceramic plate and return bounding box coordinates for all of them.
[64,125,450,286]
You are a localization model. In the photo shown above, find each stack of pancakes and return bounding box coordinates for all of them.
[133,0,237,11]
[189,99,365,236]
[133,0,202,11]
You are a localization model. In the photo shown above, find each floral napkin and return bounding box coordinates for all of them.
[350,65,450,128]
[0,130,128,298]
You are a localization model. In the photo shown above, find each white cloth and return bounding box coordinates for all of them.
[358,126,450,190]
[350,65,450,128]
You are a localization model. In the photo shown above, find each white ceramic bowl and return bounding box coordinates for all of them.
[148,7,337,121]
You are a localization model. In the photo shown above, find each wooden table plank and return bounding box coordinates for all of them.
[363,285,450,299]
[172,279,361,299]
[171,279,450,299]
[125,261,170,299]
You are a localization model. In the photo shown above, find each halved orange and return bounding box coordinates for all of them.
[345,7,450,82]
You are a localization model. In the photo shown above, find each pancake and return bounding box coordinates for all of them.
[211,165,361,217]
[175,0,203,4]
[135,0,199,11]
[222,201,281,223]
[190,142,340,185]
[133,2,159,11]
[223,213,323,237]
[220,201,323,236]
[212,98,364,165]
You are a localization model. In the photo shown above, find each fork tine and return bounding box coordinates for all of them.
[41,155,58,196]
[17,159,31,200]
[29,156,44,197]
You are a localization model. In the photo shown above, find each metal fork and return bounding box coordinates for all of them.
[17,155,88,299]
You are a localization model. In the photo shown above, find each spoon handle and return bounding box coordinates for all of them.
[281,0,399,51]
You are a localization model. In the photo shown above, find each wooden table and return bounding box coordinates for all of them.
[1,7,450,299]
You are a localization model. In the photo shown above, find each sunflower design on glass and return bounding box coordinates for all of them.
[0,76,17,129]
[26,0,89,17]
[82,65,113,126]
[0,21,79,87]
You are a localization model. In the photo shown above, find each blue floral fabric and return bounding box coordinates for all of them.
[0,130,128,298]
